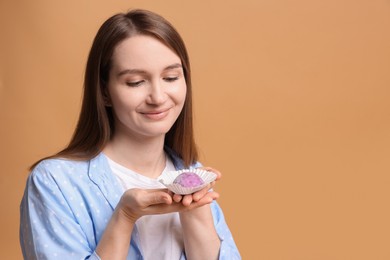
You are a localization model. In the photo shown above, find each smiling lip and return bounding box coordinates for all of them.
[140,108,171,120]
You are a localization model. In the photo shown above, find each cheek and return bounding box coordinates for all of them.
[109,91,140,117]
[176,82,187,105]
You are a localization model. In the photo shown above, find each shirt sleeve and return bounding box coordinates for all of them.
[211,201,242,260]
[20,163,101,260]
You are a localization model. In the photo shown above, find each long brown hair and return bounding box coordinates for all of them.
[31,9,198,169]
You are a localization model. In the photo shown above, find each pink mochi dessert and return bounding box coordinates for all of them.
[173,172,204,188]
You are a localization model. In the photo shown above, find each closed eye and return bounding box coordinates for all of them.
[126,80,145,87]
[163,76,179,82]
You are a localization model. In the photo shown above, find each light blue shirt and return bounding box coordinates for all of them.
[20,151,241,259]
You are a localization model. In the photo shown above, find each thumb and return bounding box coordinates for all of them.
[145,190,172,206]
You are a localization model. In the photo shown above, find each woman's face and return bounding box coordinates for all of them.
[106,35,187,139]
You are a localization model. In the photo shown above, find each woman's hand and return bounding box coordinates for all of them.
[172,167,222,206]
[116,167,222,223]
[117,187,219,223]
[117,188,173,223]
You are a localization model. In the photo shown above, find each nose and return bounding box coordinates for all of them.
[146,79,167,105]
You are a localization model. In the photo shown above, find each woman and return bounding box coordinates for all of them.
[20,9,240,259]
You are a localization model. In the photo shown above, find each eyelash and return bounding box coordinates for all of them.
[126,80,144,87]
[164,76,179,82]
[126,77,179,87]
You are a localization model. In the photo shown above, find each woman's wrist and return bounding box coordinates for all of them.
[179,204,211,220]
[95,203,135,259]
[179,204,220,260]
[116,198,138,225]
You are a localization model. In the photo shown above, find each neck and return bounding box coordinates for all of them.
[103,133,166,179]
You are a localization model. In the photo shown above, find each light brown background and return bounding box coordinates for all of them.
[1,0,390,259]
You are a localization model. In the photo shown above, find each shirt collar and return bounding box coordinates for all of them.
[87,153,122,210]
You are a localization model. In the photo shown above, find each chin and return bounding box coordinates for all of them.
[130,118,177,138]
[139,126,173,138]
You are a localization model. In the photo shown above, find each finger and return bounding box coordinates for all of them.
[144,188,170,193]
[184,191,219,210]
[149,191,220,214]
[145,190,172,206]
[182,194,193,206]
[207,190,220,200]
[173,193,183,203]
[195,191,219,206]
[144,202,180,214]
[192,184,212,202]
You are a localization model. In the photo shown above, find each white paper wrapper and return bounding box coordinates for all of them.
[158,168,217,195]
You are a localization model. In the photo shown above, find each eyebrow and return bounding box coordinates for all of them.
[117,63,183,77]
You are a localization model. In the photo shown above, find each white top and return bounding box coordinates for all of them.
[107,156,183,260]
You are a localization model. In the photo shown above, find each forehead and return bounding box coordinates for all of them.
[111,35,181,71]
